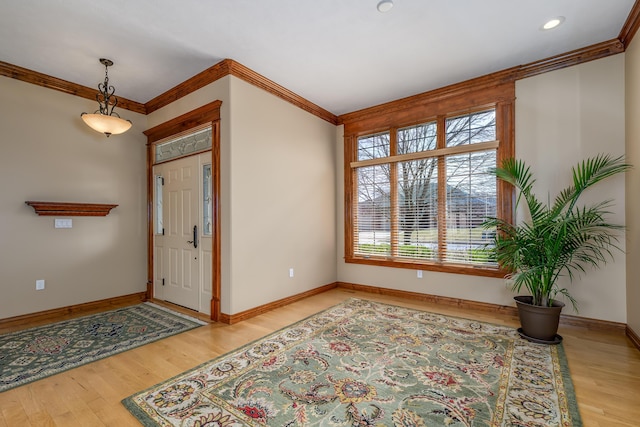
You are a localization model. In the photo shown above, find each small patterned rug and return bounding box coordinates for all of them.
[0,302,205,392]
[123,298,582,426]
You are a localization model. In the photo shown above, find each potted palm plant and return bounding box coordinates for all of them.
[483,154,630,344]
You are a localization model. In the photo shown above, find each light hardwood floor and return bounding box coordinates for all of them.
[1,288,639,426]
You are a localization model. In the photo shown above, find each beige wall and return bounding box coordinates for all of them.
[625,40,640,333]
[147,76,337,315]
[146,76,233,314]
[516,55,626,322]
[0,76,148,319]
[227,78,337,313]
[1,51,632,325]
[336,55,628,323]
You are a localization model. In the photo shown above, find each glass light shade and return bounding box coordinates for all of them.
[81,113,132,136]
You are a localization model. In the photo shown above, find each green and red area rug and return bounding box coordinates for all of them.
[0,302,205,393]
[123,298,582,426]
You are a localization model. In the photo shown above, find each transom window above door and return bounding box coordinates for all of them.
[155,126,212,163]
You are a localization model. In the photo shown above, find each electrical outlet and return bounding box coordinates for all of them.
[54,218,73,228]
[36,279,45,290]
[417,270,423,279]
[289,268,294,278]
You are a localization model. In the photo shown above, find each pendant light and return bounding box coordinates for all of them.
[81,58,132,137]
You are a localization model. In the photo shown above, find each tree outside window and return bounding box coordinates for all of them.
[343,84,514,277]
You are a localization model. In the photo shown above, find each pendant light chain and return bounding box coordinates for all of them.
[96,59,121,118]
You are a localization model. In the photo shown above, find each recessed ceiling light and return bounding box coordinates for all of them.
[542,16,565,30]
[377,0,393,13]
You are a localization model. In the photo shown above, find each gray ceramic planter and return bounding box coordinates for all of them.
[514,295,565,344]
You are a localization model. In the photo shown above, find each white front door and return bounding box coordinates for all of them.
[153,154,207,311]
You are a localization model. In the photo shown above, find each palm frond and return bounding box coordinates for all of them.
[482,154,630,311]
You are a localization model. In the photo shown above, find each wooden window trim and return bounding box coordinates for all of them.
[343,83,515,277]
[351,140,499,168]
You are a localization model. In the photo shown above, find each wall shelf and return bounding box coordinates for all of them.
[25,201,118,217]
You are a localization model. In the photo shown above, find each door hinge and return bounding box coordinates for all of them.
[160,176,165,185]
[162,278,165,286]
[162,228,165,235]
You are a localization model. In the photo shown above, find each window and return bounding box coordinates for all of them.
[154,175,164,235]
[203,164,212,236]
[344,84,514,277]
[155,126,212,163]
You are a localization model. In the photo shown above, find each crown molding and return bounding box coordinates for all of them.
[0,36,632,126]
[515,39,624,80]
[619,0,640,48]
[225,59,338,125]
[0,61,146,114]
[338,39,624,125]
[144,60,231,114]
[145,59,339,125]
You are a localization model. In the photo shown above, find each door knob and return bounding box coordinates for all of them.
[187,225,198,248]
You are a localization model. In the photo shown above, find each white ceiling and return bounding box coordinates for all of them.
[0,0,635,115]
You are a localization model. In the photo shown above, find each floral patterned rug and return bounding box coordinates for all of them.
[0,302,205,392]
[123,298,582,426]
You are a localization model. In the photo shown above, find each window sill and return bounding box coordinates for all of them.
[345,255,507,278]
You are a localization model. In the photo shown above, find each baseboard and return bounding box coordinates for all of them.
[148,276,631,340]
[337,281,519,316]
[558,313,626,332]
[219,282,339,324]
[0,292,147,332]
[626,325,640,350]
[337,282,627,334]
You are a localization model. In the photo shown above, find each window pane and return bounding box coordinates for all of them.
[397,159,438,260]
[355,165,391,256]
[155,127,212,163]
[444,150,497,265]
[357,132,389,161]
[446,110,496,147]
[203,164,212,236]
[155,175,163,235]
[397,122,437,154]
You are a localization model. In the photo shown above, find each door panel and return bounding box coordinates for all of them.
[153,151,212,313]
[155,155,200,310]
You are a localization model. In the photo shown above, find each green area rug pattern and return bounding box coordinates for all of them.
[123,298,582,426]
[0,302,205,393]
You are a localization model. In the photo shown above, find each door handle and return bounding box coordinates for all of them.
[187,225,198,248]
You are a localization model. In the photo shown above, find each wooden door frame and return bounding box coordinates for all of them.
[144,101,222,321]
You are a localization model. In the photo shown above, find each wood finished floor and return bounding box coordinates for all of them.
[1,288,639,426]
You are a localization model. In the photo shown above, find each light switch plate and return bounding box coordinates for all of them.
[54,218,73,228]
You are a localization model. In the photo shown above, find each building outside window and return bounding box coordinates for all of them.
[343,83,514,277]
